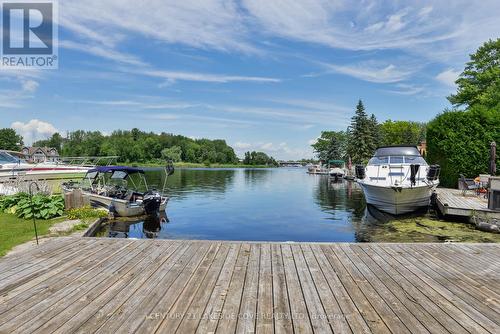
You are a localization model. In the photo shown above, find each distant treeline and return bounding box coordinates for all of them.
[32,129,241,164]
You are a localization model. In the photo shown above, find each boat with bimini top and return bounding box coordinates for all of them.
[62,163,174,217]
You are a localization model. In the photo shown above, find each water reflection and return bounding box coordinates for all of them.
[104,213,169,239]
[94,168,445,242]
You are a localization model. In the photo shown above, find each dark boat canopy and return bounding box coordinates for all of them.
[88,166,145,174]
[374,146,421,157]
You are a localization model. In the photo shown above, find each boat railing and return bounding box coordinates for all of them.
[58,156,120,167]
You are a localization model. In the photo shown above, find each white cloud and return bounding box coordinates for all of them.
[242,0,500,62]
[60,40,146,66]
[21,80,39,93]
[234,142,252,149]
[60,0,255,53]
[323,62,414,83]
[135,69,281,84]
[308,138,318,145]
[11,119,59,145]
[436,69,460,87]
[385,83,426,96]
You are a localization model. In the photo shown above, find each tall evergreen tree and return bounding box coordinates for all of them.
[368,113,380,152]
[347,100,373,163]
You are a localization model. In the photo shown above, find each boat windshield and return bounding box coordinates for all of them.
[0,152,19,164]
[368,155,427,165]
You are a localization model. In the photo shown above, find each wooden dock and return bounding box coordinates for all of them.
[435,188,500,220]
[0,238,499,333]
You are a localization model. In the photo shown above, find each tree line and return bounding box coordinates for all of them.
[243,151,278,166]
[312,100,426,164]
[0,128,277,166]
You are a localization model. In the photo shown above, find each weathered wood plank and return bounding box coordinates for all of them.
[308,244,371,334]
[291,244,333,334]
[92,241,202,334]
[215,243,251,334]
[394,244,500,327]
[53,240,182,334]
[270,244,293,334]
[0,239,498,334]
[256,243,274,334]
[138,242,224,333]
[320,245,391,333]
[235,243,260,334]
[330,244,411,334]
[281,244,314,334]
[162,243,236,333]
[378,244,494,333]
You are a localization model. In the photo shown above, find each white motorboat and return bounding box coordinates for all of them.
[62,164,174,217]
[329,167,345,181]
[0,150,95,181]
[356,146,440,215]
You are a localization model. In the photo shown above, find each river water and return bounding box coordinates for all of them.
[93,168,444,242]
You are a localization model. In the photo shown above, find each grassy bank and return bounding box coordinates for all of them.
[133,161,273,168]
[0,213,66,257]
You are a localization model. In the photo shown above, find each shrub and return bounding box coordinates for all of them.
[15,195,65,220]
[0,193,65,220]
[426,106,500,188]
[66,206,107,220]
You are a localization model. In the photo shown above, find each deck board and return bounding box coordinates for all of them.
[435,188,499,219]
[0,238,498,334]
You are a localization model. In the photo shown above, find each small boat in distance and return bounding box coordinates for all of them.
[307,164,329,175]
[328,160,346,181]
[63,164,174,217]
[356,146,440,215]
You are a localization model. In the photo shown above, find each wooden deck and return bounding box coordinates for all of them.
[435,188,499,220]
[0,238,499,333]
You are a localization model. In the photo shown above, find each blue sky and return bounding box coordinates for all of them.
[1,0,500,159]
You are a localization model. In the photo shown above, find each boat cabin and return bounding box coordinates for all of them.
[367,146,427,166]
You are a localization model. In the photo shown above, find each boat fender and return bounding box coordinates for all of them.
[410,164,420,186]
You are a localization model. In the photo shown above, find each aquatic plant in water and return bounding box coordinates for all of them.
[372,218,500,243]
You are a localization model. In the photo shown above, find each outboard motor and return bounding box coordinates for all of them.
[410,164,420,186]
[427,165,441,181]
[143,191,162,215]
[355,165,366,180]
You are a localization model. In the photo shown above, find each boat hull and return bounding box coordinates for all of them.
[358,182,436,215]
[85,193,168,217]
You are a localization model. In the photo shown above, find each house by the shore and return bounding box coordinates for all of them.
[21,146,59,163]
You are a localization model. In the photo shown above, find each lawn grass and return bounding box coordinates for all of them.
[0,213,66,257]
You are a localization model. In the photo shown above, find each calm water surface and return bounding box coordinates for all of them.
[96,168,406,242]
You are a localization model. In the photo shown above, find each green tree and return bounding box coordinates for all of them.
[448,38,500,109]
[311,131,347,161]
[242,151,277,166]
[161,146,182,162]
[347,100,373,163]
[380,120,426,146]
[0,128,23,151]
[368,114,380,153]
